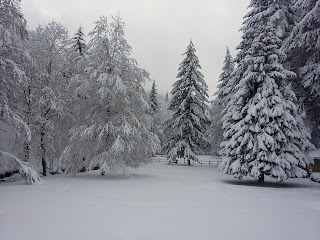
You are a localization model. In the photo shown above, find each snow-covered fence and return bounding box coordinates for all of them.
[151,155,222,167]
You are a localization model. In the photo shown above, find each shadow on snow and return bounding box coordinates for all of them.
[221,179,313,189]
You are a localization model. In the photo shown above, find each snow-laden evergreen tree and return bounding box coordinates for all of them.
[219,26,314,182]
[149,80,160,113]
[148,80,163,150]
[215,48,235,102]
[72,26,86,56]
[162,40,209,165]
[165,92,169,101]
[284,0,320,147]
[209,48,234,156]
[230,0,296,98]
[0,0,41,184]
[60,15,160,176]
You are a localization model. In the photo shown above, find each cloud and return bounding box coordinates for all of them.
[21,0,251,97]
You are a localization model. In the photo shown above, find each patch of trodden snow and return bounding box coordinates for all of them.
[0,163,320,240]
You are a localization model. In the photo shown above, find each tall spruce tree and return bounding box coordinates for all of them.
[219,26,314,182]
[149,80,162,150]
[162,40,209,165]
[72,26,86,56]
[149,80,160,113]
[165,92,169,101]
[284,0,320,147]
[209,48,235,155]
[230,0,296,98]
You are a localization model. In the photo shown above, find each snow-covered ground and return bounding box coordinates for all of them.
[1,162,320,240]
[311,172,320,183]
[309,148,320,158]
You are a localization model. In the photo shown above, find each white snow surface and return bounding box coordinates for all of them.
[311,173,320,183]
[1,160,320,240]
[309,148,320,158]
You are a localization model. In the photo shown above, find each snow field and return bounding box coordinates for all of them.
[1,162,320,240]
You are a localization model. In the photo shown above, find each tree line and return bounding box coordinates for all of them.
[0,0,319,184]
[0,0,159,183]
[160,0,319,182]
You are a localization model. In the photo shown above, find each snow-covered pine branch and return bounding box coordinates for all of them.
[284,0,320,147]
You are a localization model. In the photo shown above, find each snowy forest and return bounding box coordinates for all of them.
[1,0,320,185]
[1,1,320,240]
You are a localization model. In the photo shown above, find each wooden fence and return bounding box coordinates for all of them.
[151,155,222,167]
[312,157,320,172]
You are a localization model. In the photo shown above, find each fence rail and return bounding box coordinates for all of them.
[151,155,222,167]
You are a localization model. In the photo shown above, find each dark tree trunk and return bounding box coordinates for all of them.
[23,141,30,162]
[187,159,191,166]
[40,125,47,176]
[23,86,32,162]
[258,173,265,183]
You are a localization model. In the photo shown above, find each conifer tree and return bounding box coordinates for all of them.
[149,80,160,113]
[72,26,86,56]
[165,92,169,101]
[163,40,209,165]
[209,48,234,155]
[149,80,162,150]
[284,0,320,147]
[230,0,296,98]
[219,26,314,182]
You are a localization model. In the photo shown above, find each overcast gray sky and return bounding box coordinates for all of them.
[21,0,251,98]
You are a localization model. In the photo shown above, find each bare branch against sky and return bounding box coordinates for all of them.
[21,0,251,97]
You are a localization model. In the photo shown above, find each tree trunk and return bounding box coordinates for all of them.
[187,159,191,166]
[40,125,47,176]
[23,141,30,162]
[23,86,32,162]
[258,173,264,183]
